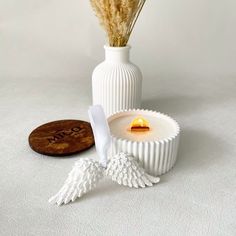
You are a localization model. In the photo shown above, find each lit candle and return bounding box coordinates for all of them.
[109,111,178,142]
[130,116,150,132]
[108,109,180,176]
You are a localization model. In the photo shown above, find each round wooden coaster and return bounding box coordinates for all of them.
[28,120,95,156]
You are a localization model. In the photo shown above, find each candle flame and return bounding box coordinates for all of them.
[130,116,150,132]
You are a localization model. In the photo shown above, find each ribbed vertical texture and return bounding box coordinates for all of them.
[92,63,142,117]
[110,136,179,177]
[108,110,180,177]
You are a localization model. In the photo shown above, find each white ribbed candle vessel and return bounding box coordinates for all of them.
[108,109,180,176]
[92,46,142,117]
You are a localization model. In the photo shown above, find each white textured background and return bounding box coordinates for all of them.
[0,0,236,235]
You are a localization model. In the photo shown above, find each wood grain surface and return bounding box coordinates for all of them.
[28,120,94,156]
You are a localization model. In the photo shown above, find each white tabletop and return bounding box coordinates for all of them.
[1,74,235,236]
[1,0,236,235]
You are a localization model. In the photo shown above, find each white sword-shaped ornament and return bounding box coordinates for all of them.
[49,105,160,206]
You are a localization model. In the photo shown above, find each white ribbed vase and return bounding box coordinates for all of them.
[92,46,142,117]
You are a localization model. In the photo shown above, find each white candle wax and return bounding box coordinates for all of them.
[108,109,180,176]
[109,113,178,142]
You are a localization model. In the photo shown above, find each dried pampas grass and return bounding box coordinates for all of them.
[90,0,146,47]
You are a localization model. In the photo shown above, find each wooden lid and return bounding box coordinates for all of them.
[28,120,94,156]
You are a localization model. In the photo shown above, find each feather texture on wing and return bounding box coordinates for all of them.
[105,153,160,188]
[49,158,104,206]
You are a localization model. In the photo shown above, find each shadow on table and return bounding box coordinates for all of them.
[178,128,224,167]
[159,127,226,184]
[142,95,227,180]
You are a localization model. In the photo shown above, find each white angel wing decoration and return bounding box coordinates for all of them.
[49,158,104,206]
[106,152,160,188]
[49,105,160,206]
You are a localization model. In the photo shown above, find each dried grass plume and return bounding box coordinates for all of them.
[90,0,146,47]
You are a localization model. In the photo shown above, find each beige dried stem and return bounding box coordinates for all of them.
[90,0,146,47]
